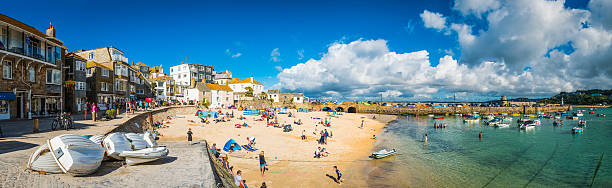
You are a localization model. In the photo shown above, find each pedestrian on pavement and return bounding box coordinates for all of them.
[187,128,193,145]
[92,103,98,121]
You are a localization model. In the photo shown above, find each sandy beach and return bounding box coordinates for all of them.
[156,108,396,187]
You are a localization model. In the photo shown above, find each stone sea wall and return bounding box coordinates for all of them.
[296,103,571,115]
[106,106,197,134]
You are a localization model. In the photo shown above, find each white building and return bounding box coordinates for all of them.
[196,83,234,108]
[150,75,175,102]
[184,88,200,103]
[213,70,232,85]
[228,76,264,95]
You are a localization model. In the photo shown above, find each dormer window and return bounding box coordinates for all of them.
[88,52,94,60]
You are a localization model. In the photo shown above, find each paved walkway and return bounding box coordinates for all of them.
[0,105,216,188]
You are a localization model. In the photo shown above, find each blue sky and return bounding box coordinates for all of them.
[2,0,607,101]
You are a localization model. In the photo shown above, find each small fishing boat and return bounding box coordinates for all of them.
[520,124,535,130]
[525,114,536,118]
[427,114,435,117]
[486,118,501,126]
[572,127,583,134]
[47,134,105,176]
[511,113,520,116]
[574,112,584,117]
[495,123,509,128]
[483,115,495,120]
[502,117,513,122]
[464,118,479,123]
[119,147,169,165]
[433,116,444,120]
[103,132,133,160]
[578,120,586,127]
[371,149,397,159]
[27,144,63,173]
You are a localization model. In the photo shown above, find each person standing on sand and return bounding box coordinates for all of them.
[259,151,267,177]
[301,130,306,140]
[333,166,344,184]
[361,120,364,128]
[187,128,193,145]
[234,170,244,187]
[424,134,428,144]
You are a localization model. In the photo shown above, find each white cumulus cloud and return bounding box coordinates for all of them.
[420,10,447,31]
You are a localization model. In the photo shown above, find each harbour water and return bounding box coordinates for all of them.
[366,107,612,187]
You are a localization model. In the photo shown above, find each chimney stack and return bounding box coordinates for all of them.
[250,75,253,83]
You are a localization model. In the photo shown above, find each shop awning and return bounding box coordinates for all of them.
[0,92,16,100]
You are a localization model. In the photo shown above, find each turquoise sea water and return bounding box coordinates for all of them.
[366,107,612,187]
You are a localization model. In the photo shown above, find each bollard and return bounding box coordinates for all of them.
[33,119,39,132]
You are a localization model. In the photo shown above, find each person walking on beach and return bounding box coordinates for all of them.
[187,128,193,145]
[424,134,428,145]
[259,151,267,177]
[333,166,344,184]
[301,130,306,140]
[361,120,364,128]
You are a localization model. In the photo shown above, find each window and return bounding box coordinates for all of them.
[46,69,61,84]
[0,100,8,114]
[86,68,93,77]
[46,45,55,63]
[75,60,86,72]
[206,75,211,80]
[3,60,12,79]
[101,69,109,77]
[101,82,109,91]
[75,82,86,90]
[115,64,121,75]
[8,28,23,53]
[115,80,121,91]
[137,89,144,94]
[55,47,62,64]
[0,25,6,50]
[29,66,35,82]
[88,52,94,60]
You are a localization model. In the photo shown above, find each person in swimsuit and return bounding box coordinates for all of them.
[333,166,343,184]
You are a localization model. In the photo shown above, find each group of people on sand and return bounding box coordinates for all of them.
[318,129,331,145]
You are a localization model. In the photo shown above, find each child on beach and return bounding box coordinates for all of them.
[333,166,344,184]
[187,128,193,145]
[301,130,306,140]
[259,151,267,177]
[234,170,244,187]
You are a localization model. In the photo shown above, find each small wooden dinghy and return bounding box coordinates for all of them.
[119,147,169,165]
[371,149,397,159]
[26,143,63,173]
[125,133,148,150]
[47,134,105,176]
[103,132,133,160]
[494,123,510,128]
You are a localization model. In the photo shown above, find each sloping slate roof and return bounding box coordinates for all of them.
[206,84,233,91]
[86,60,112,70]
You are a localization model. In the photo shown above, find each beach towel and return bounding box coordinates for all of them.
[223,139,242,152]
[241,144,257,152]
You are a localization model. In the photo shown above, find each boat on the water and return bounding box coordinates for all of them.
[27,144,63,174]
[520,124,536,130]
[47,134,105,176]
[578,120,587,127]
[494,123,510,128]
[433,116,444,120]
[572,127,583,134]
[103,132,133,160]
[371,149,397,159]
[119,147,169,165]
[574,112,584,117]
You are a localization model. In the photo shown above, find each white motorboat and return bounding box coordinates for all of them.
[143,131,157,148]
[520,124,536,130]
[103,132,133,160]
[125,133,148,150]
[119,147,169,165]
[371,149,397,159]
[47,134,105,176]
[495,123,510,128]
[26,144,63,173]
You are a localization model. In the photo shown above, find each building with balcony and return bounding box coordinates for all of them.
[0,14,67,119]
[64,53,87,113]
[169,62,214,102]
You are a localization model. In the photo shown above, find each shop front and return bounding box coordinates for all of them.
[0,92,16,120]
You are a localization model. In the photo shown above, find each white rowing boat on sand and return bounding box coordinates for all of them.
[103,132,133,160]
[125,133,148,150]
[371,149,397,159]
[47,134,105,176]
[143,131,157,148]
[119,147,169,165]
[26,143,63,173]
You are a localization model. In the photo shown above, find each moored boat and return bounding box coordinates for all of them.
[47,134,105,176]
[119,147,169,165]
[433,116,444,120]
[494,123,509,128]
[572,127,583,134]
[371,149,397,159]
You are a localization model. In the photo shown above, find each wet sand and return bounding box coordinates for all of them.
[157,108,396,187]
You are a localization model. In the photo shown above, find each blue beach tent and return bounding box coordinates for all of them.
[223,139,242,152]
